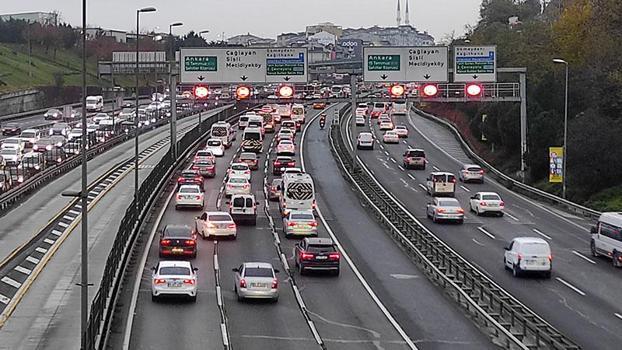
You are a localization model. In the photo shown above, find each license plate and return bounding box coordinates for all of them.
[167,281,182,287]
[251,282,267,288]
[172,248,183,253]
[316,256,328,260]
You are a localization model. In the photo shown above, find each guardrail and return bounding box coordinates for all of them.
[0,105,221,215]
[329,109,580,350]
[85,104,253,350]
[410,107,601,220]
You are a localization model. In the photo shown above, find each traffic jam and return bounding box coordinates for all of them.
[151,102,341,304]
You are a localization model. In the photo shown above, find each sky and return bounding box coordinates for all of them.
[2,0,482,43]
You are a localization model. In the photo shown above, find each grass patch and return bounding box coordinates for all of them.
[585,185,622,212]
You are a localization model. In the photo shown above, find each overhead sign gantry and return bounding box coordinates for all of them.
[363,46,449,82]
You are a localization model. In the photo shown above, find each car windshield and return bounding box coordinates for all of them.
[197,161,213,166]
[467,167,482,172]
[180,187,200,193]
[439,200,460,207]
[291,213,314,220]
[307,244,335,253]
[374,103,384,108]
[21,132,36,138]
[5,123,18,128]
[244,132,261,140]
[197,151,212,157]
[482,194,500,201]
[240,153,256,160]
[159,266,190,275]
[408,150,425,157]
[232,164,248,171]
[279,140,292,145]
[208,214,232,222]
[163,227,192,237]
[182,172,198,178]
[4,139,19,144]
[522,243,550,255]
[244,267,273,277]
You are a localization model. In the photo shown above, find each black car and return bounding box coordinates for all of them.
[294,238,340,276]
[1,123,21,136]
[272,156,296,176]
[159,225,197,258]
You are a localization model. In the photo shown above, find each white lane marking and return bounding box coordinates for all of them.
[57,222,69,228]
[505,212,520,222]
[221,323,230,346]
[398,165,405,171]
[14,266,32,275]
[390,274,418,280]
[0,293,10,304]
[432,165,440,171]
[459,185,470,192]
[62,215,75,221]
[390,158,396,164]
[571,250,596,265]
[402,140,408,144]
[51,230,63,236]
[1,276,21,289]
[384,151,390,156]
[477,226,495,239]
[555,277,586,296]
[68,210,80,216]
[615,313,622,321]
[43,238,55,245]
[35,247,48,254]
[532,228,552,240]
[472,238,485,246]
[407,174,416,181]
[26,256,40,264]
[418,184,427,191]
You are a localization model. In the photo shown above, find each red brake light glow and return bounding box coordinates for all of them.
[160,239,171,246]
[300,252,314,260]
[239,278,247,288]
[328,253,340,260]
[154,278,166,284]
[271,278,278,289]
[183,279,195,285]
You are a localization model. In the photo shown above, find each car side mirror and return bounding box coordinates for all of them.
[590,226,598,234]
[273,269,280,274]
[226,201,230,205]
[471,195,476,199]
[151,266,156,271]
[232,268,239,272]
[193,267,198,272]
[504,245,511,251]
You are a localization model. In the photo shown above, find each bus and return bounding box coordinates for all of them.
[279,172,315,217]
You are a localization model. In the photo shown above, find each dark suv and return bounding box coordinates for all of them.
[294,237,340,276]
[159,225,197,258]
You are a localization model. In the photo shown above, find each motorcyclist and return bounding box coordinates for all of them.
[319,113,326,129]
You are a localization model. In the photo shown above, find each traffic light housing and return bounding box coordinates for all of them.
[193,85,209,99]
[277,84,294,98]
[235,85,251,100]
[465,83,483,98]
[420,83,439,98]
[389,84,405,98]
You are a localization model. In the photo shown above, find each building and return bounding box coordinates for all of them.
[308,31,336,47]
[342,25,434,46]
[83,27,128,43]
[277,32,305,47]
[0,11,58,25]
[306,22,342,38]
[227,33,275,47]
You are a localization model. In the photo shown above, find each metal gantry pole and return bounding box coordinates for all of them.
[169,23,182,159]
[80,0,88,348]
[350,74,358,170]
[562,63,569,199]
[519,72,527,182]
[134,10,140,216]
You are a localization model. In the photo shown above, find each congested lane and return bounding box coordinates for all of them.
[349,107,622,349]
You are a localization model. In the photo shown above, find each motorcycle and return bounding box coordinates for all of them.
[319,118,326,129]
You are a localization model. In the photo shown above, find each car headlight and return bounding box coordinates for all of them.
[46,145,52,150]
[57,157,62,163]
[34,165,40,170]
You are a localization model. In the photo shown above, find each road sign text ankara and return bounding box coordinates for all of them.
[184,56,217,72]
[368,55,401,71]
[363,47,449,82]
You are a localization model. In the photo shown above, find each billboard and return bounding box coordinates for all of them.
[337,39,363,60]
[549,147,564,183]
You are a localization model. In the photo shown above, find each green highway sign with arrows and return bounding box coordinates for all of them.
[184,56,217,72]
[367,55,401,71]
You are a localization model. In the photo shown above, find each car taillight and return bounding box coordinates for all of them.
[192,166,198,170]
[480,201,487,206]
[153,278,166,285]
[451,178,457,183]
[176,195,182,200]
[517,254,523,261]
[300,252,314,260]
[288,221,297,227]
[239,278,247,288]
[548,255,553,262]
[227,184,234,189]
[274,161,281,166]
[195,177,202,182]
[185,240,196,245]
[160,239,171,246]
[457,208,464,214]
[329,253,340,260]
[183,279,195,285]
[312,200,316,209]
[436,208,446,213]
[479,170,485,174]
[243,184,250,189]
[177,178,183,183]
[309,221,318,227]
[271,278,278,289]
[196,195,202,200]
[245,170,250,174]
[499,201,505,207]
[227,223,236,229]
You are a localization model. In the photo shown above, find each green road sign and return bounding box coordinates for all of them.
[184,56,217,72]
[367,55,400,71]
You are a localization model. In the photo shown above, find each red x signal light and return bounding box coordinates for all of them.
[193,85,209,99]
[278,85,294,98]
[389,84,405,97]
[235,85,251,100]
[421,84,439,97]
[465,83,483,97]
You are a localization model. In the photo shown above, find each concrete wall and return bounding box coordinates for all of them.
[0,90,44,117]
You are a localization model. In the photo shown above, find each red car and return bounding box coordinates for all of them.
[177,170,204,187]
[237,152,258,170]
[159,225,197,258]
[192,160,216,178]
[1,123,21,136]
[273,156,296,175]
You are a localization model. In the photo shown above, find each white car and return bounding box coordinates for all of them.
[426,197,464,224]
[276,140,295,156]
[379,120,394,130]
[1,138,25,152]
[92,113,109,124]
[355,116,365,126]
[383,130,400,144]
[151,260,197,302]
[175,185,204,210]
[394,125,408,138]
[355,107,368,117]
[20,129,40,145]
[469,192,504,216]
[67,128,83,141]
[225,176,251,197]
[459,164,485,183]
[195,211,237,239]
[0,148,21,165]
[205,138,225,157]
[356,132,374,150]
[504,237,552,278]
[227,163,251,180]
[233,262,279,302]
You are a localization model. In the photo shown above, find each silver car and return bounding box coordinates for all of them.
[233,262,279,302]
[426,197,465,224]
[282,210,318,238]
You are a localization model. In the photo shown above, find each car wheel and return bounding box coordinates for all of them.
[503,257,510,270]
[332,269,340,277]
[457,219,464,225]
[475,206,481,216]
[498,212,504,217]
[613,250,622,268]
[432,214,437,223]
[151,294,158,302]
[512,264,521,277]
[590,240,598,257]
[543,270,552,279]
[298,264,306,275]
[190,295,197,303]
[191,252,197,259]
[271,296,279,303]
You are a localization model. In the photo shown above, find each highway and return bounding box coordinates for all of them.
[0,106,227,349]
[346,108,622,349]
[122,104,494,350]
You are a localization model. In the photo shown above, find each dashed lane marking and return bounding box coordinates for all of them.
[505,212,520,222]
[571,250,596,265]
[0,294,10,305]
[25,256,40,264]
[417,184,427,191]
[532,228,551,240]
[459,185,470,192]
[1,277,21,289]
[432,165,440,171]
[407,174,416,180]
[35,247,48,254]
[477,226,495,239]
[555,277,586,296]
[14,266,31,275]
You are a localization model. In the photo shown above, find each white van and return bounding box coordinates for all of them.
[391,101,408,116]
[279,172,315,217]
[425,172,457,197]
[211,122,235,148]
[228,194,257,226]
[291,104,305,124]
[86,95,104,112]
[591,212,622,267]
[241,127,263,153]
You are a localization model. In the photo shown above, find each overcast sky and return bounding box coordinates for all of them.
[3,0,482,42]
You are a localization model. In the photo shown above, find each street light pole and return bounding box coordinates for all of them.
[553,58,569,198]
[169,22,183,159]
[135,7,157,216]
[79,0,88,347]
[197,30,210,134]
